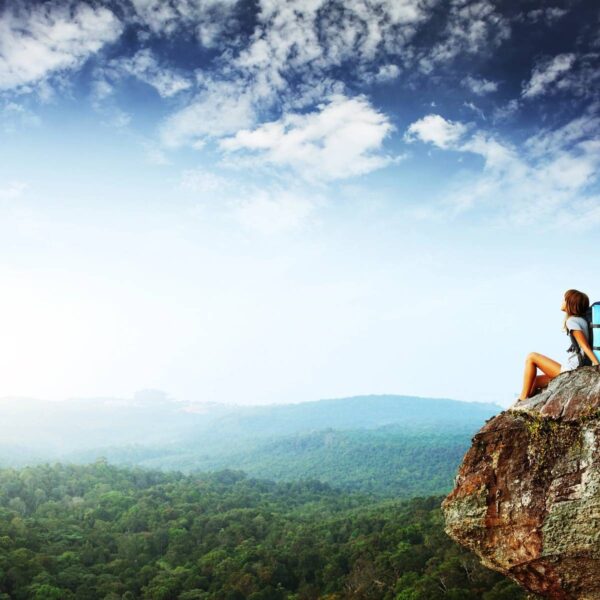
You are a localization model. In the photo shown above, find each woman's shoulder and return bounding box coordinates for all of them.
[566,315,587,329]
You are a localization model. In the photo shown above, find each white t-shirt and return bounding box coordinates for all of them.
[561,315,590,373]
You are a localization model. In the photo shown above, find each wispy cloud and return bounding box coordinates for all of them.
[524,112,600,157]
[2,0,598,234]
[218,93,402,182]
[154,0,517,146]
[110,49,192,98]
[462,75,498,95]
[404,113,470,149]
[0,2,122,92]
[463,101,486,120]
[158,0,436,150]
[129,0,241,47]
[521,53,576,99]
[160,77,258,147]
[370,64,402,84]
[404,111,600,229]
[524,7,568,25]
[418,0,511,73]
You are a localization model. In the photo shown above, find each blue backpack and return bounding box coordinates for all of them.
[568,302,600,366]
[593,302,600,362]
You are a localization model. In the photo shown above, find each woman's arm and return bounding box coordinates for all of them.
[572,329,600,365]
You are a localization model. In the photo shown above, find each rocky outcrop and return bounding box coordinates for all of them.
[442,366,600,600]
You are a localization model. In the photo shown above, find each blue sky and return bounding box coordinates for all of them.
[0,0,599,407]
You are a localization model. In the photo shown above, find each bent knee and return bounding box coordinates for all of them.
[526,352,539,362]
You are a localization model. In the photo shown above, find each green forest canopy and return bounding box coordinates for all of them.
[0,461,528,600]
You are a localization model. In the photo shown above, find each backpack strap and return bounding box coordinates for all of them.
[568,328,592,367]
[592,322,600,352]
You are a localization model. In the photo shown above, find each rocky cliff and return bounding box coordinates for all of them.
[442,366,600,600]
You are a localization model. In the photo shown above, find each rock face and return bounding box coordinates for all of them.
[442,366,600,600]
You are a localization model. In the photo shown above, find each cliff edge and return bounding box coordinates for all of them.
[442,366,600,600]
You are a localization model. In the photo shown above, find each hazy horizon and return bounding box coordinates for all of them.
[1,0,599,408]
[0,388,504,407]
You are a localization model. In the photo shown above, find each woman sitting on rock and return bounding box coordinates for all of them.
[516,288,599,402]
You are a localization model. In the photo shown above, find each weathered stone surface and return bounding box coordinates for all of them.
[442,365,600,599]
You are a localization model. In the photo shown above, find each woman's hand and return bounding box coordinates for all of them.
[572,329,600,366]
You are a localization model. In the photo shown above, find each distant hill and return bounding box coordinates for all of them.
[0,393,502,497]
[0,393,501,457]
[190,394,501,441]
[85,425,475,497]
[0,390,228,457]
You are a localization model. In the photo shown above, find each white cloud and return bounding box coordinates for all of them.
[492,98,520,122]
[159,0,435,151]
[525,7,568,24]
[404,114,469,149]
[0,2,123,92]
[419,0,510,73]
[156,0,524,165]
[521,53,576,99]
[160,79,258,147]
[462,75,498,95]
[311,0,430,67]
[521,53,600,103]
[458,130,517,169]
[112,49,191,98]
[130,0,183,33]
[281,77,347,113]
[218,93,400,182]
[365,63,401,84]
[463,101,485,120]
[130,0,240,46]
[524,112,600,158]
[404,112,600,229]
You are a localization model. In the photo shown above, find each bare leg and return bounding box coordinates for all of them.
[528,374,551,397]
[518,352,561,401]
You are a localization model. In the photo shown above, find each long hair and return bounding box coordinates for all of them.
[562,289,590,332]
